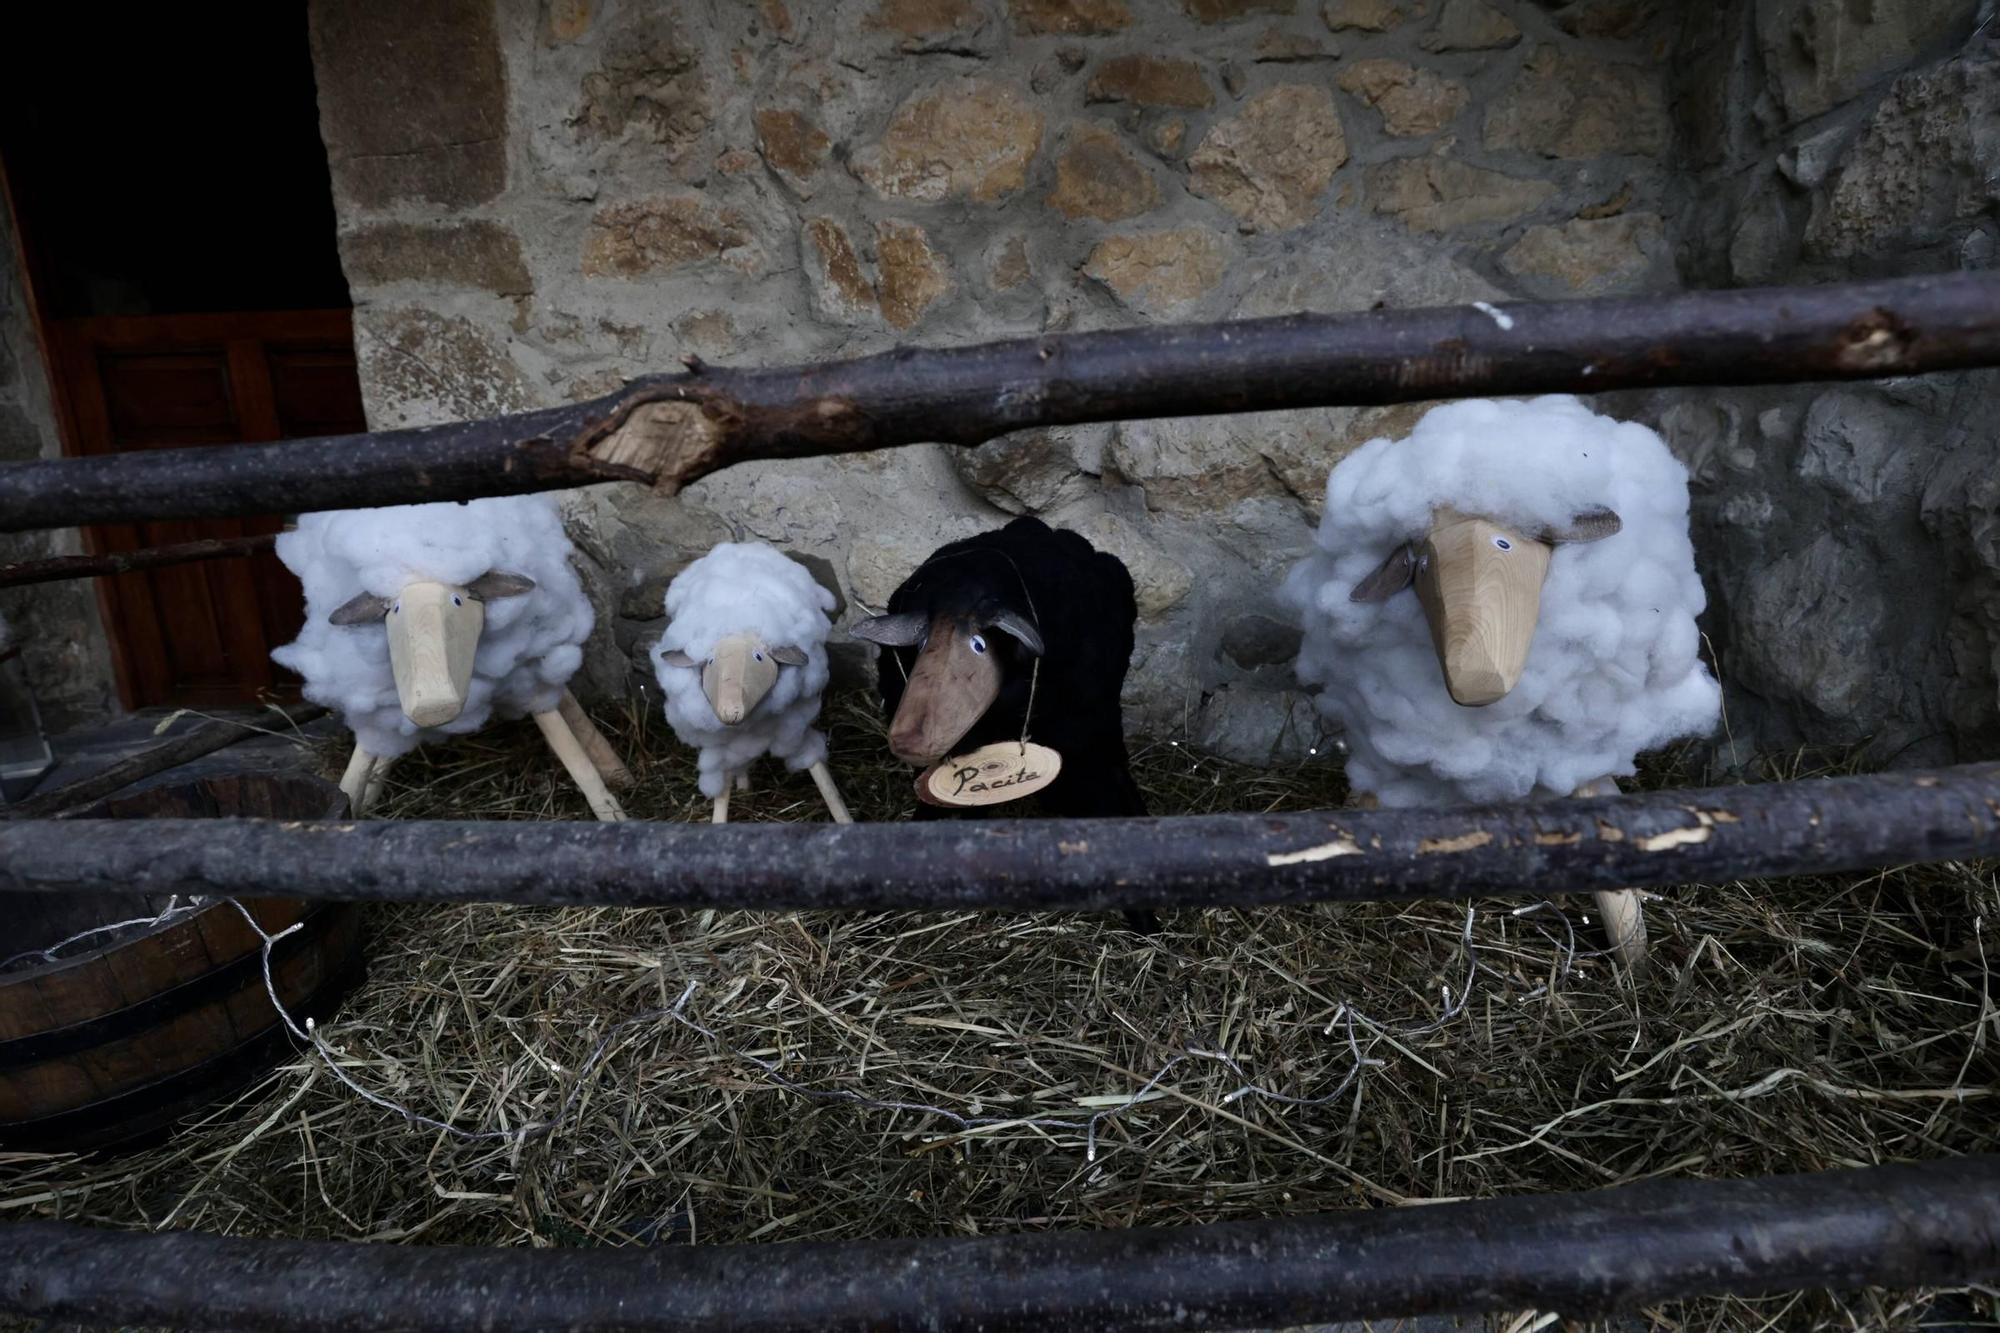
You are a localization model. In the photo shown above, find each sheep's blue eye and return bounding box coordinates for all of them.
[754,652,764,662]
[1492,537,1512,551]
[391,604,400,615]
[452,595,463,606]
[970,634,988,654]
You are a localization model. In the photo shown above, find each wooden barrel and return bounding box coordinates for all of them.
[0,772,366,1153]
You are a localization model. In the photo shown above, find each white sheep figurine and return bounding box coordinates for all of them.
[1281,395,1721,968]
[273,493,631,821]
[651,541,851,824]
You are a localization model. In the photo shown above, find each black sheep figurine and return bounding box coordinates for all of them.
[852,517,1156,930]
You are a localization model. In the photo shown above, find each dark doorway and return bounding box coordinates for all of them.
[1,6,365,708]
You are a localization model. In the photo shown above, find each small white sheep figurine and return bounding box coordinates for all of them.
[1282,395,1721,969]
[651,542,851,824]
[273,494,631,821]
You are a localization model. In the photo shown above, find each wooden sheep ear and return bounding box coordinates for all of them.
[1540,508,1622,544]
[768,645,809,667]
[990,610,1045,657]
[850,612,927,646]
[1349,544,1418,603]
[329,591,393,626]
[660,649,700,668]
[466,570,536,601]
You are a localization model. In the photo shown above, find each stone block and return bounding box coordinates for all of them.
[1338,60,1470,138]
[853,79,1046,203]
[308,0,508,209]
[340,222,532,295]
[1189,84,1347,230]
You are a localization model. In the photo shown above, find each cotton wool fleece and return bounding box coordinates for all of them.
[1281,396,1721,807]
[651,542,836,798]
[272,495,593,759]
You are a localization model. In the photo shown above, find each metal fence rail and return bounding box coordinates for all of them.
[1,763,1994,910]
[3,1156,1995,1332]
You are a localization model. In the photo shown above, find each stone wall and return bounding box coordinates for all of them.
[306,0,1691,762]
[12,1,1986,763]
[0,207,118,728]
[1641,0,1997,766]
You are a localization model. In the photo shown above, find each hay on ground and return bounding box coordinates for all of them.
[3,692,1994,1333]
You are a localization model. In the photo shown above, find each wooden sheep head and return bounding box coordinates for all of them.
[660,634,808,725]
[851,609,1044,765]
[329,572,535,728]
[1350,507,1620,707]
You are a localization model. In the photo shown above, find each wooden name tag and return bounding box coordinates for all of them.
[916,742,1062,808]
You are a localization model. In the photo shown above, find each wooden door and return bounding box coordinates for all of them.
[48,311,367,708]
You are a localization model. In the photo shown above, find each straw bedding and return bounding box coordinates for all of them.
[3,693,1994,1332]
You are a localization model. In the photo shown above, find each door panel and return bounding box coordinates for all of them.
[50,310,367,709]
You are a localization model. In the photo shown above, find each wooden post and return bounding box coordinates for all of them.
[0,533,278,589]
[557,690,632,789]
[1574,775,1648,972]
[1,764,1993,912]
[337,745,375,818]
[2,704,327,820]
[0,1156,1995,1331]
[809,761,854,825]
[532,711,627,823]
[361,754,397,817]
[3,274,1996,534]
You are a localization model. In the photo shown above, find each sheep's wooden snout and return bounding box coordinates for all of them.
[702,634,781,725]
[1350,506,1621,709]
[887,616,1002,767]
[329,570,534,729]
[1415,510,1553,708]
[385,582,485,728]
[660,636,808,726]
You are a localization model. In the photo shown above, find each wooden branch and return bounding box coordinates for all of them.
[2,273,1995,535]
[0,533,277,588]
[2,1156,1995,1331]
[2,703,326,819]
[0,763,1992,909]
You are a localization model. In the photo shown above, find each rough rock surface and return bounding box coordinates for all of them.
[1048,126,1162,221]
[1420,0,1519,52]
[1338,59,1470,137]
[853,78,1045,203]
[1086,54,1214,108]
[1484,46,1668,158]
[1804,54,2000,262]
[1650,3,1999,764]
[1083,228,1228,312]
[1367,158,1555,232]
[0,0,1925,772]
[1323,0,1402,31]
[1188,84,1347,230]
[1008,0,1133,34]
[1501,212,1670,295]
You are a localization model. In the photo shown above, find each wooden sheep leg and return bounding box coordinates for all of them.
[1574,775,1648,974]
[339,744,378,817]
[361,754,398,815]
[712,784,731,825]
[533,710,627,823]
[809,761,854,824]
[558,690,633,789]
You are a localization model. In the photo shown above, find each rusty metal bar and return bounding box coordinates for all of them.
[0,532,278,588]
[2,1156,1995,1331]
[0,763,1993,909]
[2,273,1996,534]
